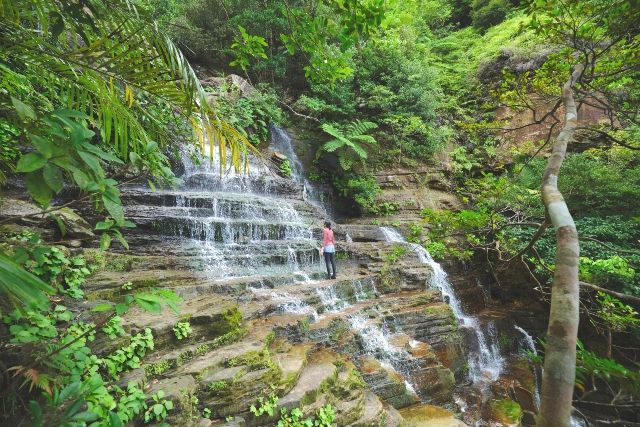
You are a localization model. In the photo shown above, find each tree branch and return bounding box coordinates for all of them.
[579,281,640,305]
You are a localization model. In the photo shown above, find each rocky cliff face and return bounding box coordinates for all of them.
[70,140,478,427]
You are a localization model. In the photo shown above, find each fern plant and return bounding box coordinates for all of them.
[318,120,378,171]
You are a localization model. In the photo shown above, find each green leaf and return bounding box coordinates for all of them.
[78,151,102,175]
[28,400,43,427]
[100,233,112,250]
[29,135,53,159]
[50,214,67,236]
[102,194,124,226]
[95,220,114,231]
[17,153,47,172]
[58,382,81,403]
[11,97,36,120]
[52,109,89,119]
[26,171,53,207]
[108,411,124,427]
[92,303,114,312]
[72,411,98,422]
[43,164,64,193]
[115,303,129,315]
[114,230,129,250]
[134,294,162,313]
[72,170,91,189]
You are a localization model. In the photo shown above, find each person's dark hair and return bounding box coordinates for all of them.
[324,221,331,229]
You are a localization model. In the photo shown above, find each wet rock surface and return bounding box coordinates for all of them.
[79,137,538,426]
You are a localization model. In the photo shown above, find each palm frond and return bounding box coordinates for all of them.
[0,252,54,308]
[0,0,251,172]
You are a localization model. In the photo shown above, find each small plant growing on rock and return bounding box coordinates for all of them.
[279,159,292,177]
[143,390,174,423]
[209,380,227,392]
[203,407,212,419]
[101,316,125,339]
[250,393,278,417]
[173,321,192,340]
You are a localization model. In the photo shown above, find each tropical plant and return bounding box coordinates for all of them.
[318,120,378,170]
[173,321,193,340]
[230,25,268,73]
[0,0,251,169]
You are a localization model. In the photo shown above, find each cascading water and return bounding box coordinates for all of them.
[380,227,505,386]
[270,126,332,216]
[515,325,541,409]
[349,313,420,394]
[316,286,351,312]
[126,141,325,283]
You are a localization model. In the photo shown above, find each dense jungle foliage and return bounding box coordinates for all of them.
[1,0,639,425]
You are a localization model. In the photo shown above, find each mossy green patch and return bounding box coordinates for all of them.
[488,398,522,424]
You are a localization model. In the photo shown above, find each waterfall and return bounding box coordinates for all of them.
[349,313,419,394]
[269,126,331,215]
[515,325,541,410]
[128,138,324,282]
[316,286,351,312]
[380,227,505,385]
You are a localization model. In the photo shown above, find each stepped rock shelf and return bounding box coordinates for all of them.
[80,138,530,426]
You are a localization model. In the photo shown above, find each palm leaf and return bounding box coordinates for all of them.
[0,252,54,307]
[0,0,251,172]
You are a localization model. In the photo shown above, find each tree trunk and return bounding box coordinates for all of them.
[536,64,584,427]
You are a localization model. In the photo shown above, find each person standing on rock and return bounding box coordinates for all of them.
[321,221,337,279]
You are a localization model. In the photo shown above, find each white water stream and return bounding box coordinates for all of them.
[270,126,332,216]
[515,325,541,410]
[380,227,505,386]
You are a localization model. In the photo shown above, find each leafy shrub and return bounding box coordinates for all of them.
[12,241,92,299]
[173,321,193,340]
[580,256,636,287]
[471,0,512,31]
[334,174,381,214]
[143,390,174,423]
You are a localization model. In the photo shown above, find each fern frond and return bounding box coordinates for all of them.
[347,120,377,137]
[321,123,345,139]
[322,138,347,153]
[350,134,378,145]
[346,141,368,160]
[338,154,354,170]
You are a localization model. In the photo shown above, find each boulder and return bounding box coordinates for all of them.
[56,207,94,238]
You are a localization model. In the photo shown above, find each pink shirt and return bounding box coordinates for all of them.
[322,228,335,247]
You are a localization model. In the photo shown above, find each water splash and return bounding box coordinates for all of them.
[380,227,504,385]
[272,291,318,319]
[352,278,376,301]
[350,314,420,393]
[316,286,350,312]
